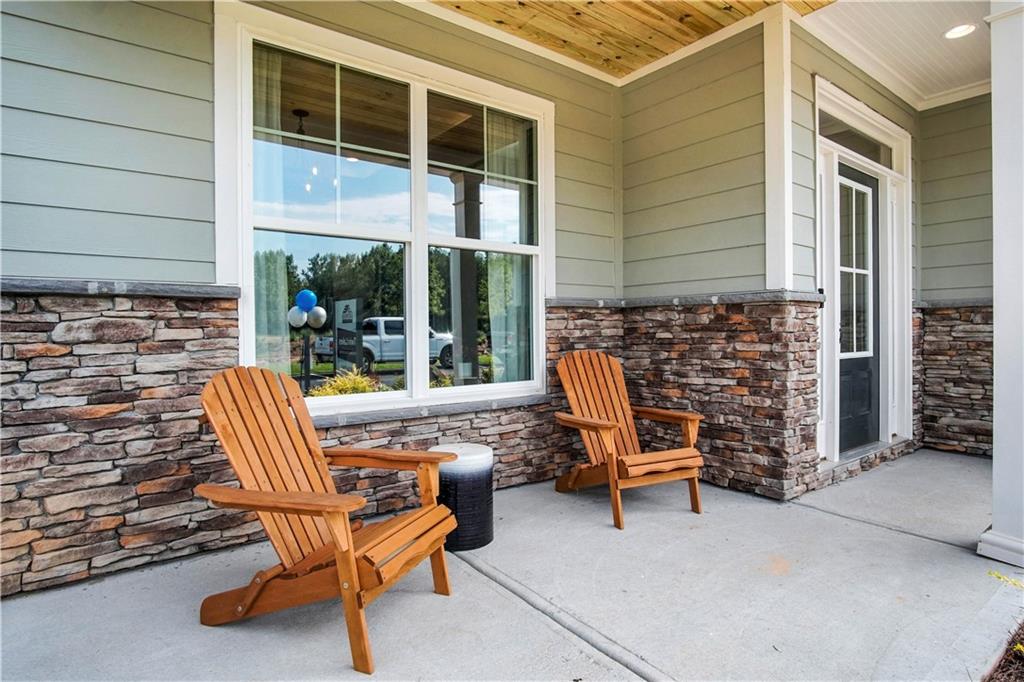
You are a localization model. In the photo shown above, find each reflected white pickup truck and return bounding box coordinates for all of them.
[315,316,454,368]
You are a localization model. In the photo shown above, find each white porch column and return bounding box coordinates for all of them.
[978,1,1024,568]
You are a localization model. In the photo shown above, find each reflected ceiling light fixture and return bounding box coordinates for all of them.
[345,156,359,163]
[944,23,976,39]
[292,108,309,135]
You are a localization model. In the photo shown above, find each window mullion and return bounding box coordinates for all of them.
[409,82,429,401]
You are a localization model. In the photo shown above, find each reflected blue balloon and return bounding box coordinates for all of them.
[295,289,317,312]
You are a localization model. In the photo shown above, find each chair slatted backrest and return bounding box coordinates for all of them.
[557,351,641,465]
[202,367,336,568]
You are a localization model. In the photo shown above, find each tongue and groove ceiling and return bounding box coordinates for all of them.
[429,1,834,77]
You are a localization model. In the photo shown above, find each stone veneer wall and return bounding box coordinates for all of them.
[917,304,993,455]
[0,292,622,596]
[622,301,821,500]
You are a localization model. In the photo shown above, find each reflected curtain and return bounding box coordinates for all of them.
[486,253,530,383]
[253,45,284,214]
[253,243,291,375]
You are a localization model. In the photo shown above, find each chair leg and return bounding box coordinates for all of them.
[688,476,702,514]
[339,590,373,675]
[609,478,625,530]
[429,547,451,596]
[325,511,374,675]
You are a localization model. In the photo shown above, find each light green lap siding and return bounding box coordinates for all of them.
[1,1,216,283]
[789,25,921,294]
[919,95,992,302]
[260,1,619,299]
[620,27,766,298]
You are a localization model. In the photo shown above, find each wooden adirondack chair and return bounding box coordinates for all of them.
[555,350,705,529]
[195,366,457,675]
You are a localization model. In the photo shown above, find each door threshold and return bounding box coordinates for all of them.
[839,440,887,462]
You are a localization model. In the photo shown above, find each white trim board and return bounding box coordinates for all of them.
[399,0,989,109]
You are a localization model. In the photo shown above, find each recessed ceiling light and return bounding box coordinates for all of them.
[944,23,976,39]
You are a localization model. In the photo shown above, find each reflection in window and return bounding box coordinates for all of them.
[819,110,892,168]
[427,93,537,245]
[253,42,411,233]
[838,181,872,355]
[428,247,532,386]
[253,230,406,396]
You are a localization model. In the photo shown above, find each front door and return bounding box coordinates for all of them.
[837,164,880,453]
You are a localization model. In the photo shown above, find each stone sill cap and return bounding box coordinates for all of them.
[311,393,552,429]
[1,277,241,300]
[547,289,827,309]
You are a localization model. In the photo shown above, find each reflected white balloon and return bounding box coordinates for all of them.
[307,306,327,329]
[287,306,307,328]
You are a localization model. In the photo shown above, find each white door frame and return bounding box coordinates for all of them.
[815,77,914,462]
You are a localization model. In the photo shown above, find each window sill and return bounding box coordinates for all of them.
[310,392,552,429]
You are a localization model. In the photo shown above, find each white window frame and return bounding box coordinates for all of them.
[814,77,913,462]
[214,1,556,417]
[837,176,874,360]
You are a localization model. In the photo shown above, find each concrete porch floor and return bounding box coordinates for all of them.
[2,449,1022,681]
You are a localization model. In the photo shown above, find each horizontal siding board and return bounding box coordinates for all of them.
[555,177,614,213]
[2,156,213,221]
[794,244,815,277]
[921,103,991,139]
[921,148,991,182]
[920,286,992,300]
[1,1,213,62]
[135,1,213,24]
[2,204,214,262]
[922,172,991,205]
[555,152,613,189]
[2,250,215,282]
[623,244,765,286]
[557,257,616,287]
[793,214,815,248]
[2,60,213,140]
[793,274,817,292]
[624,275,765,298]
[555,124,614,166]
[622,63,763,140]
[623,153,764,214]
[919,217,992,247]
[792,150,815,189]
[921,194,991,226]
[621,30,763,114]
[556,204,615,238]
[555,231,614,263]
[623,95,764,165]
[792,91,814,130]
[920,125,990,161]
[624,214,764,262]
[624,185,765,238]
[921,263,992,291]
[921,241,992,269]
[623,124,763,189]
[1,108,213,181]
[1,14,211,100]
[793,184,815,219]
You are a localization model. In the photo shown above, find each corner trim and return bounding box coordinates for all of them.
[0,277,241,300]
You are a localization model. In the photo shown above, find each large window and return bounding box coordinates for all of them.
[246,41,545,408]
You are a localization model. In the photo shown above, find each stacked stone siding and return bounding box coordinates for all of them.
[622,301,821,500]
[0,297,621,596]
[918,305,993,455]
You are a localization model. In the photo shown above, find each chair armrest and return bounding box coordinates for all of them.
[632,406,704,424]
[196,484,366,516]
[323,447,457,471]
[555,412,618,433]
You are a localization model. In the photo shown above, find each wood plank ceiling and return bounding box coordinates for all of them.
[432,1,834,77]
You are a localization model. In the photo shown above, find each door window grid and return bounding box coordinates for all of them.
[839,179,873,358]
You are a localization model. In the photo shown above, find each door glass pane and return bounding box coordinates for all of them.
[854,189,869,270]
[428,92,484,170]
[253,230,406,396]
[340,66,408,155]
[840,270,854,353]
[254,43,335,142]
[854,272,869,352]
[839,184,853,268]
[253,133,338,223]
[339,149,410,232]
[487,109,535,181]
[428,247,532,387]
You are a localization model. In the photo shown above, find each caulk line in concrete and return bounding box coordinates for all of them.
[453,551,674,682]
[790,501,978,553]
